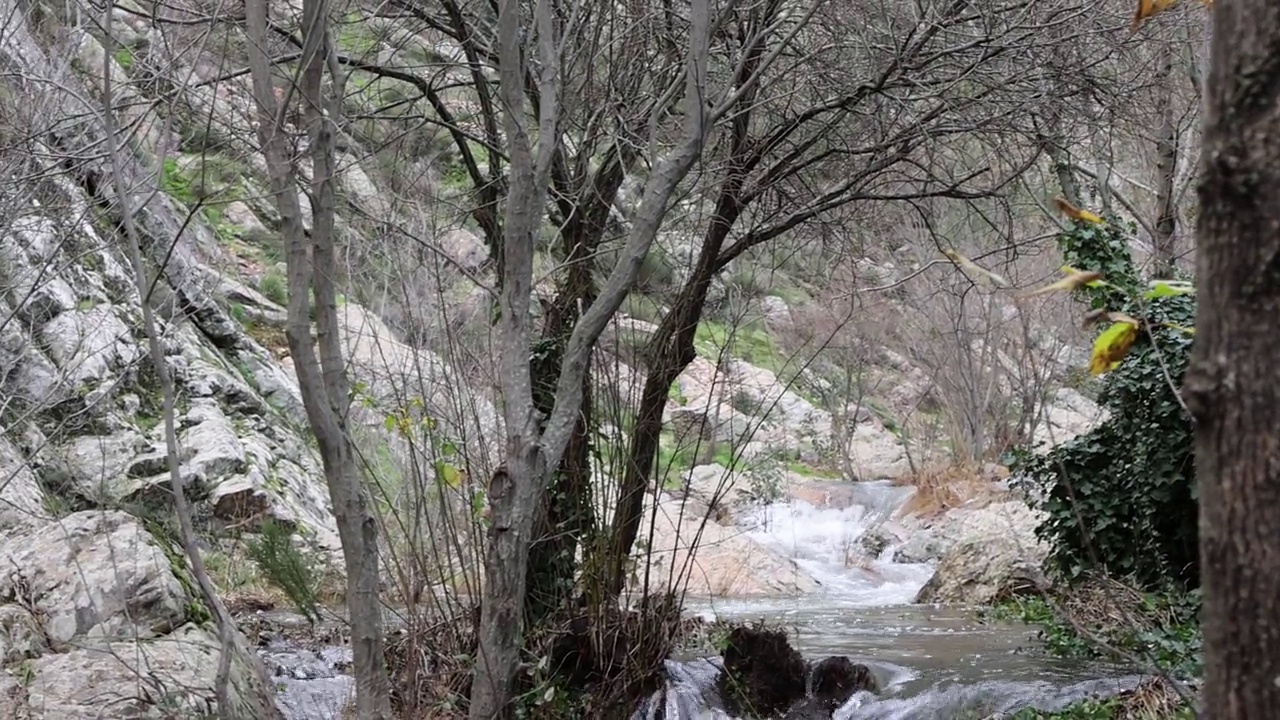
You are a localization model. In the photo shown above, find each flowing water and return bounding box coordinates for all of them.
[267,481,1138,718]
[636,482,1139,718]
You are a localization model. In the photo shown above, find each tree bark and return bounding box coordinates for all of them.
[1184,1,1280,715]
[1151,41,1180,278]
[244,0,394,716]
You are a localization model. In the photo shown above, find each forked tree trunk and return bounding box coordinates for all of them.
[1184,2,1280,715]
[243,0,394,716]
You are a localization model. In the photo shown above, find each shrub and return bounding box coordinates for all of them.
[1010,220,1197,590]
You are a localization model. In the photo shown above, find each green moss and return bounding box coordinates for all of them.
[655,431,698,489]
[335,12,381,56]
[694,320,785,373]
[667,381,687,406]
[785,461,840,479]
[113,47,133,71]
[144,520,214,627]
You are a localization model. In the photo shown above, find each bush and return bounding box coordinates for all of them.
[1010,220,1198,590]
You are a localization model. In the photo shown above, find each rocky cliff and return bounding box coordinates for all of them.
[0,0,1110,713]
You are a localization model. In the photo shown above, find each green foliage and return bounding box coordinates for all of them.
[694,320,783,372]
[1010,697,1194,720]
[258,271,288,306]
[247,519,323,625]
[656,432,697,489]
[113,48,133,71]
[1010,219,1198,590]
[987,588,1202,679]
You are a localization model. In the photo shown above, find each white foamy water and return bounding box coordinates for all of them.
[738,492,935,606]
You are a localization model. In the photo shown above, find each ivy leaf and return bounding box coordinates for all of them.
[1089,320,1140,376]
[1023,268,1105,297]
[1053,197,1105,225]
[1144,280,1196,299]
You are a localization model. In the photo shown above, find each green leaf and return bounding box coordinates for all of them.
[1144,279,1195,299]
[435,461,462,488]
[383,415,396,432]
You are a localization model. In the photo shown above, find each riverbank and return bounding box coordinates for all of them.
[983,573,1201,719]
[252,484,1157,718]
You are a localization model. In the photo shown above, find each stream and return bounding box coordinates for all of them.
[266,482,1139,718]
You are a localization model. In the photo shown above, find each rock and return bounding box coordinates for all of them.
[803,656,878,716]
[760,295,792,325]
[913,501,1052,605]
[845,423,909,479]
[438,227,488,270]
[892,499,1043,565]
[630,494,820,597]
[666,402,754,449]
[789,475,869,504]
[718,624,807,718]
[914,535,1051,605]
[1032,387,1107,448]
[40,305,143,387]
[682,464,744,520]
[0,439,50,534]
[0,511,280,718]
[25,623,277,719]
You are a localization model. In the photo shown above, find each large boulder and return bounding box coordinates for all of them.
[913,501,1052,605]
[629,493,820,598]
[0,511,279,718]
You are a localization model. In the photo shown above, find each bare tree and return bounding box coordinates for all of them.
[467,0,715,712]
[1184,0,1280,714]
[243,0,395,715]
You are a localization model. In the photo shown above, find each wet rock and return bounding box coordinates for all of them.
[717,624,807,717]
[811,656,878,707]
[914,502,1052,605]
[781,656,879,718]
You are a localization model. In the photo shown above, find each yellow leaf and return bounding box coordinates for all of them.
[941,249,1011,288]
[1162,322,1196,335]
[1089,320,1139,376]
[1144,280,1196,299]
[1023,269,1104,297]
[1130,0,1181,34]
[436,461,463,488]
[1053,197,1104,225]
[1082,310,1141,330]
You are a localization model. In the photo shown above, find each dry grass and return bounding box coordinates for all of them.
[1111,675,1189,719]
[892,463,1008,518]
[1057,573,1170,635]
[375,594,701,718]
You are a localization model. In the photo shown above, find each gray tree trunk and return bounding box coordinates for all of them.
[1184,0,1280,715]
[243,0,394,716]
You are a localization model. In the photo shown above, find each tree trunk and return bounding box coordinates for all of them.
[603,189,743,597]
[1184,2,1280,715]
[244,0,394,716]
[1151,42,1180,278]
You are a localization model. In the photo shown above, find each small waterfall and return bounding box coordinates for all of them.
[737,482,933,606]
[644,481,1138,719]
